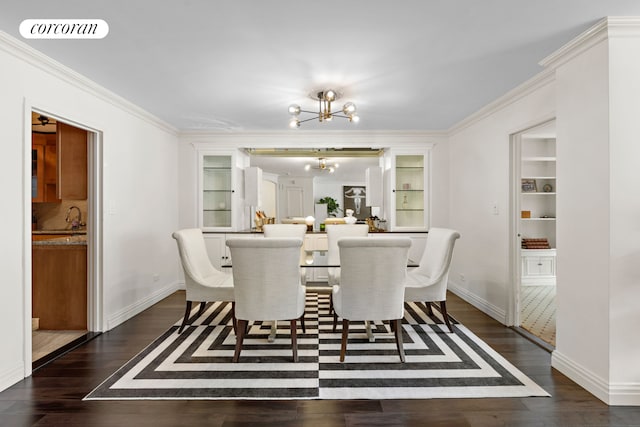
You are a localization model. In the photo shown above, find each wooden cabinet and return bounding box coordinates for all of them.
[57,122,88,200]
[32,244,87,330]
[32,123,87,202]
[32,133,60,203]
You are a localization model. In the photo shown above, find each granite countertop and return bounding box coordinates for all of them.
[32,229,87,235]
[32,235,87,245]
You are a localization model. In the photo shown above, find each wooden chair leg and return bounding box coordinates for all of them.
[333,311,338,332]
[197,301,207,317]
[233,319,247,363]
[329,293,334,315]
[340,319,350,362]
[425,301,433,316]
[231,302,237,334]
[393,319,405,363]
[178,301,193,334]
[290,319,298,362]
[300,309,306,334]
[440,301,454,333]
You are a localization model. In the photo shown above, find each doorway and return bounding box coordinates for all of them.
[510,119,557,348]
[27,108,102,373]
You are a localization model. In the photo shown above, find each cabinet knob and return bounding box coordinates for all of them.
[537,263,543,266]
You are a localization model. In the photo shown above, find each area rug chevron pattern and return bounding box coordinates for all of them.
[85,293,549,400]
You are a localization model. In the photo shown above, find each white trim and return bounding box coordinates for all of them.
[0,31,178,136]
[182,130,444,149]
[552,351,640,406]
[448,69,555,136]
[0,362,24,393]
[609,383,640,406]
[448,281,507,325]
[106,282,180,331]
[551,350,611,404]
[22,99,33,378]
[539,17,640,71]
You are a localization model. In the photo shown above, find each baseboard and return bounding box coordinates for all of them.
[0,362,25,393]
[106,281,180,330]
[448,281,507,324]
[552,351,640,406]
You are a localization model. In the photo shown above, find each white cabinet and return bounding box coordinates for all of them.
[521,249,556,285]
[519,136,556,285]
[202,234,229,270]
[198,151,246,231]
[385,150,429,231]
[304,234,328,282]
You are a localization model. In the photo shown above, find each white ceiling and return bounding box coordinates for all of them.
[3,1,640,134]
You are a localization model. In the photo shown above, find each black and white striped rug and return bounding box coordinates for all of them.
[85,293,549,400]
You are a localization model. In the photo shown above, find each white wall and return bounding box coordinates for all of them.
[552,27,640,405]
[0,33,180,392]
[447,75,556,322]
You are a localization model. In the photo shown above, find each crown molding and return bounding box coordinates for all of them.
[0,31,178,136]
[181,130,446,149]
[448,68,555,136]
[540,17,640,71]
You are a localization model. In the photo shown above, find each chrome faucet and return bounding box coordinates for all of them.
[65,205,84,230]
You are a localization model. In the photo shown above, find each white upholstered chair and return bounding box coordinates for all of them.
[326,224,369,287]
[404,227,460,333]
[172,228,234,334]
[225,237,306,363]
[263,223,307,285]
[332,237,411,362]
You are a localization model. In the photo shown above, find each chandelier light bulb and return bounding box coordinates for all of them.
[342,102,356,115]
[289,118,300,128]
[350,114,360,123]
[329,167,335,173]
[288,104,301,116]
[324,90,336,102]
[304,164,311,171]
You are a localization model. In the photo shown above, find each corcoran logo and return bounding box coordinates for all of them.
[19,19,109,39]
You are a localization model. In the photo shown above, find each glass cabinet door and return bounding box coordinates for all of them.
[393,154,427,230]
[202,155,233,229]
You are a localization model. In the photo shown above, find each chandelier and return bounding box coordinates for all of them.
[305,158,339,173]
[288,89,359,128]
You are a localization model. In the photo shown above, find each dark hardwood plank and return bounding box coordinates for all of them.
[0,291,638,426]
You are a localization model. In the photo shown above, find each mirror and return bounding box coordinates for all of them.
[247,148,383,221]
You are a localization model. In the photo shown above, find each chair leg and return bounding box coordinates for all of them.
[340,319,350,362]
[233,319,248,363]
[440,301,454,333]
[300,309,306,334]
[178,301,193,334]
[333,312,338,332]
[393,319,405,363]
[290,319,298,362]
[197,301,207,317]
[329,293,334,315]
[425,302,434,316]
[231,302,237,334]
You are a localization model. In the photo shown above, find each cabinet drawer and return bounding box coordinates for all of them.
[522,256,555,276]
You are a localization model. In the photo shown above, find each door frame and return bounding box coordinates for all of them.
[23,100,103,376]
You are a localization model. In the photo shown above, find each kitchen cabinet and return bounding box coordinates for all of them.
[385,150,429,231]
[32,244,87,330]
[32,133,60,203]
[57,122,88,200]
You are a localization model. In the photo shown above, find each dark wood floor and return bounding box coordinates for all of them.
[1,291,639,427]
